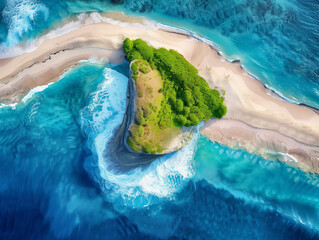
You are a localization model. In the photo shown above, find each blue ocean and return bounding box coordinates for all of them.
[0,0,319,239]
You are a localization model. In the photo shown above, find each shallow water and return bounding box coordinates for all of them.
[0,0,318,107]
[1,0,319,238]
[0,61,319,239]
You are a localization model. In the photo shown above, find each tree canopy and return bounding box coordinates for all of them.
[123,38,227,128]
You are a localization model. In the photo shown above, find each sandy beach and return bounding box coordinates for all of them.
[0,12,318,173]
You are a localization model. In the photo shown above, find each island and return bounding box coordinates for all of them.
[0,14,318,172]
[123,38,227,154]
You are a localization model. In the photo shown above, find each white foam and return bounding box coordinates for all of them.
[0,102,17,110]
[80,67,198,208]
[21,82,54,104]
[0,12,160,59]
[2,0,49,47]
[279,152,298,163]
[0,13,84,59]
[0,60,90,108]
[97,12,160,31]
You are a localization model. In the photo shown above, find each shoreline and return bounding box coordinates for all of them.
[1,11,317,111]
[201,119,319,173]
[148,18,318,110]
[0,12,318,173]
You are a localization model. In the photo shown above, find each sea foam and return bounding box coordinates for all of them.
[80,67,198,208]
[21,82,54,104]
[2,0,49,46]
[0,12,159,59]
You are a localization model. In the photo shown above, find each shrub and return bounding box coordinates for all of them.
[142,142,153,153]
[183,107,190,116]
[142,104,153,117]
[139,65,150,74]
[137,89,143,98]
[136,107,145,125]
[131,62,138,75]
[183,90,195,107]
[146,86,153,94]
[132,75,138,81]
[128,51,143,62]
[127,137,139,152]
[130,125,145,138]
[133,38,153,61]
[176,115,187,126]
[189,113,200,125]
[157,146,164,153]
[175,99,184,113]
[123,38,133,54]
[137,125,144,137]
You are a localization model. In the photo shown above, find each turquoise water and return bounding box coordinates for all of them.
[0,61,319,239]
[1,0,319,239]
[0,0,318,107]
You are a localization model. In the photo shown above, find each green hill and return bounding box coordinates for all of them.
[124,38,227,153]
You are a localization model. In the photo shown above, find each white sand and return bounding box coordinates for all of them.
[0,13,318,172]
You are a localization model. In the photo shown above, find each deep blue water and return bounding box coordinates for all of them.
[0,61,319,239]
[1,0,319,239]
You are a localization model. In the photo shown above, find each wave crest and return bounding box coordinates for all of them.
[2,0,49,46]
[80,67,198,208]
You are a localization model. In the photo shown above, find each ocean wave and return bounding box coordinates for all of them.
[2,0,49,47]
[0,12,160,59]
[0,102,17,110]
[278,152,298,163]
[20,82,54,104]
[195,137,319,231]
[0,60,89,109]
[239,64,302,105]
[80,67,198,209]
[0,79,52,111]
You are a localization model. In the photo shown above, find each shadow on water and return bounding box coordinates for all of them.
[0,61,319,239]
[104,63,165,173]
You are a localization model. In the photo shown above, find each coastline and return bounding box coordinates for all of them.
[201,119,319,173]
[0,12,318,173]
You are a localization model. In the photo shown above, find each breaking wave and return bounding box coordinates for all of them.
[2,0,49,46]
[80,67,198,209]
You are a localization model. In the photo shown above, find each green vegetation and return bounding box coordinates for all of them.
[126,59,181,153]
[123,38,227,153]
